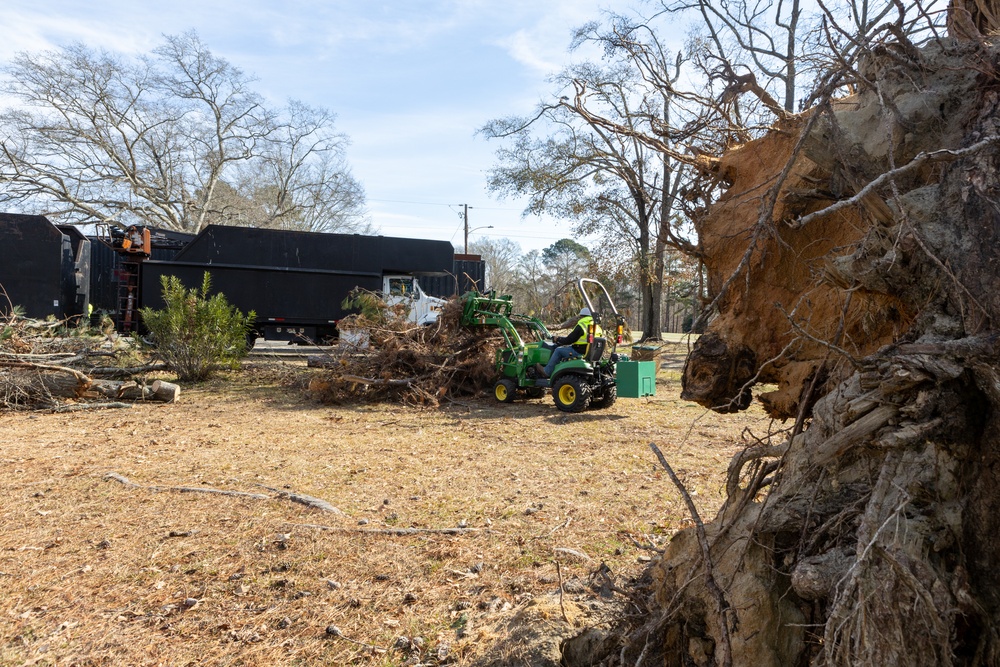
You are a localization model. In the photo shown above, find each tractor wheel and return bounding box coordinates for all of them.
[526,387,546,399]
[494,378,517,403]
[552,375,591,413]
[590,384,618,410]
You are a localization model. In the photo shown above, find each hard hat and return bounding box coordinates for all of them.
[579,307,591,316]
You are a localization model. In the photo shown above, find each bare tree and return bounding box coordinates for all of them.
[481,16,700,340]
[0,32,367,234]
[662,0,804,114]
[205,103,370,234]
[468,236,522,296]
[511,249,552,318]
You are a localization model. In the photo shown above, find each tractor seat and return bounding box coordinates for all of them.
[586,337,607,362]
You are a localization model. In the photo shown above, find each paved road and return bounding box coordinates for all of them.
[248,339,332,359]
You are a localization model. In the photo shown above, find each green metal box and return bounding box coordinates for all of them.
[617,360,656,398]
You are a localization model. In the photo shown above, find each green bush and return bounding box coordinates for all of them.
[139,273,255,382]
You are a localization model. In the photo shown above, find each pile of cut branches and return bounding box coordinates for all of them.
[0,311,175,410]
[308,296,503,407]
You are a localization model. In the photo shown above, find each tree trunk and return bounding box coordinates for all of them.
[635,200,658,341]
[0,366,88,401]
[0,361,90,404]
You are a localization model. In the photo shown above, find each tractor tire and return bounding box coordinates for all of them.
[589,384,618,410]
[525,387,546,399]
[494,378,517,403]
[552,375,592,413]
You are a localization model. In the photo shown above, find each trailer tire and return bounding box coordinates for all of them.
[494,378,517,403]
[552,375,591,413]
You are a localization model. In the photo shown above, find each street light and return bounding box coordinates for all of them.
[464,225,493,253]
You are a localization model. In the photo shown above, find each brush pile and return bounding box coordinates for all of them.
[0,312,176,410]
[307,296,504,407]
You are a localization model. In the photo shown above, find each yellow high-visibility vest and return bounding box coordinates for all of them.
[574,316,603,346]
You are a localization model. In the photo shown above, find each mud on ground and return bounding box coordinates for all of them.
[1,346,767,666]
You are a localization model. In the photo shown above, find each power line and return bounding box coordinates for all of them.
[367,197,521,211]
[380,227,570,242]
[365,198,459,206]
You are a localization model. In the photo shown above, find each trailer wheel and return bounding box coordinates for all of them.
[552,375,591,413]
[494,378,517,403]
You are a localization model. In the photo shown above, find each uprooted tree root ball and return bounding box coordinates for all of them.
[573,27,1000,667]
[307,297,505,407]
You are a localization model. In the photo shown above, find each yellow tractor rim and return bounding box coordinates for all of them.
[558,384,576,405]
[495,384,509,401]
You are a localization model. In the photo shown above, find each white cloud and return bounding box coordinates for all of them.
[495,29,562,75]
[488,0,613,76]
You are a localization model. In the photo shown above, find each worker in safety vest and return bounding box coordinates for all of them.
[535,307,603,378]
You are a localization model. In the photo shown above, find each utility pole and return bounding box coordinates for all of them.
[463,204,469,254]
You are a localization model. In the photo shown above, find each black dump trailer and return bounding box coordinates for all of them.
[0,213,91,321]
[0,214,486,341]
[138,226,459,342]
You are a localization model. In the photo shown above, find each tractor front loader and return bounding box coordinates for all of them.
[460,279,628,413]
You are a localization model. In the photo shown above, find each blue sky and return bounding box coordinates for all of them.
[4,1,638,253]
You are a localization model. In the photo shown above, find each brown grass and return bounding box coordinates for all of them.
[0,349,770,666]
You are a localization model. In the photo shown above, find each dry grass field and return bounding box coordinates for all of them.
[1,347,772,666]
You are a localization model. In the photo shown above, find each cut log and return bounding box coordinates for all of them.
[150,380,180,403]
[88,378,180,402]
[0,363,90,399]
[86,362,170,378]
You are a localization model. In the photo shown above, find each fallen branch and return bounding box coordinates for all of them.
[254,484,344,515]
[289,522,482,536]
[50,402,133,412]
[103,473,328,505]
[539,516,572,538]
[166,486,270,499]
[104,472,139,487]
[85,362,170,378]
[337,374,421,387]
[556,561,570,623]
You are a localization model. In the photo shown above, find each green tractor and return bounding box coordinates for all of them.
[460,278,627,413]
